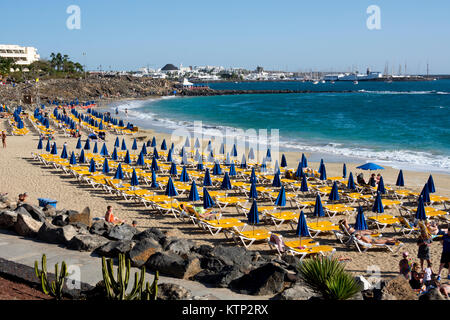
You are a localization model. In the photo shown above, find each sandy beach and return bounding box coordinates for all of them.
[1,107,449,285]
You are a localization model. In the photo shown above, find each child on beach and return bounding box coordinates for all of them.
[417,230,433,273]
[399,252,412,279]
[1,131,6,148]
[409,263,425,291]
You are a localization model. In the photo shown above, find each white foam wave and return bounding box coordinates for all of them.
[358,90,450,95]
[109,100,450,174]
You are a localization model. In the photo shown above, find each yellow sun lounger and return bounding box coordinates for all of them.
[228,226,272,249]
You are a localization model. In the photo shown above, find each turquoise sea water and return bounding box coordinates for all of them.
[112,80,450,173]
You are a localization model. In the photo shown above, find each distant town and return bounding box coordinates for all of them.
[0,44,446,85]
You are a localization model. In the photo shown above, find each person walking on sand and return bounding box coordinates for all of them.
[1,131,6,148]
[417,230,433,273]
[437,228,450,281]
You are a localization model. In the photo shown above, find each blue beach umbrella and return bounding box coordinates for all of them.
[114,137,120,148]
[207,151,214,163]
[150,169,159,189]
[89,159,96,173]
[296,211,311,238]
[281,154,287,168]
[181,152,188,165]
[151,137,156,147]
[295,160,304,178]
[357,162,384,171]
[197,158,204,171]
[102,158,110,173]
[194,149,200,162]
[249,180,258,199]
[180,166,190,182]
[343,163,347,178]
[100,143,109,156]
[60,145,68,159]
[300,176,309,192]
[132,138,138,151]
[37,138,43,150]
[301,153,308,168]
[203,187,215,209]
[78,149,86,163]
[84,139,91,150]
[141,143,148,156]
[194,138,201,149]
[50,142,58,155]
[313,194,325,218]
[212,162,222,175]
[319,160,327,180]
[124,150,131,164]
[354,206,368,231]
[114,163,124,179]
[260,158,267,173]
[220,172,232,190]
[275,185,286,207]
[164,177,178,197]
[415,196,427,221]
[161,139,167,150]
[69,151,77,165]
[184,136,190,148]
[248,148,255,160]
[347,172,356,190]
[219,143,225,155]
[76,137,82,149]
[231,144,238,157]
[377,176,386,194]
[272,172,282,187]
[121,138,127,151]
[396,170,405,187]
[274,160,280,175]
[130,169,139,187]
[136,151,145,167]
[203,168,212,186]
[206,140,212,152]
[240,154,247,169]
[250,167,257,184]
[92,142,98,154]
[188,180,200,202]
[427,175,435,193]
[225,152,231,166]
[229,163,237,177]
[328,181,340,201]
[151,155,159,172]
[372,192,384,215]
[167,148,173,162]
[111,147,118,161]
[170,142,174,151]
[45,140,51,152]
[169,162,178,176]
[247,200,260,225]
[420,184,431,204]
[266,148,272,161]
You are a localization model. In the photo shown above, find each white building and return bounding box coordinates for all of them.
[0,44,40,65]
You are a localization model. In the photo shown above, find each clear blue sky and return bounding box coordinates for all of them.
[2,0,450,73]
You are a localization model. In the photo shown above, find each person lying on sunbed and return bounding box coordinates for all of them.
[339,219,379,236]
[355,233,398,245]
[181,204,221,221]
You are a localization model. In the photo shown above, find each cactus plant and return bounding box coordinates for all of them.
[141,271,159,300]
[34,254,68,300]
[102,253,145,300]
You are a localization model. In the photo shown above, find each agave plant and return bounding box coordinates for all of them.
[298,256,361,300]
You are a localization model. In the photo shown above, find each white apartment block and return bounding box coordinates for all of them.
[0,44,40,65]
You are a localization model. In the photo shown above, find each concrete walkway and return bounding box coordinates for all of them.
[0,230,270,300]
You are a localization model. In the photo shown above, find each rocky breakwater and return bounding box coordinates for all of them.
[0,77,177,105]
[0,194,406,300]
